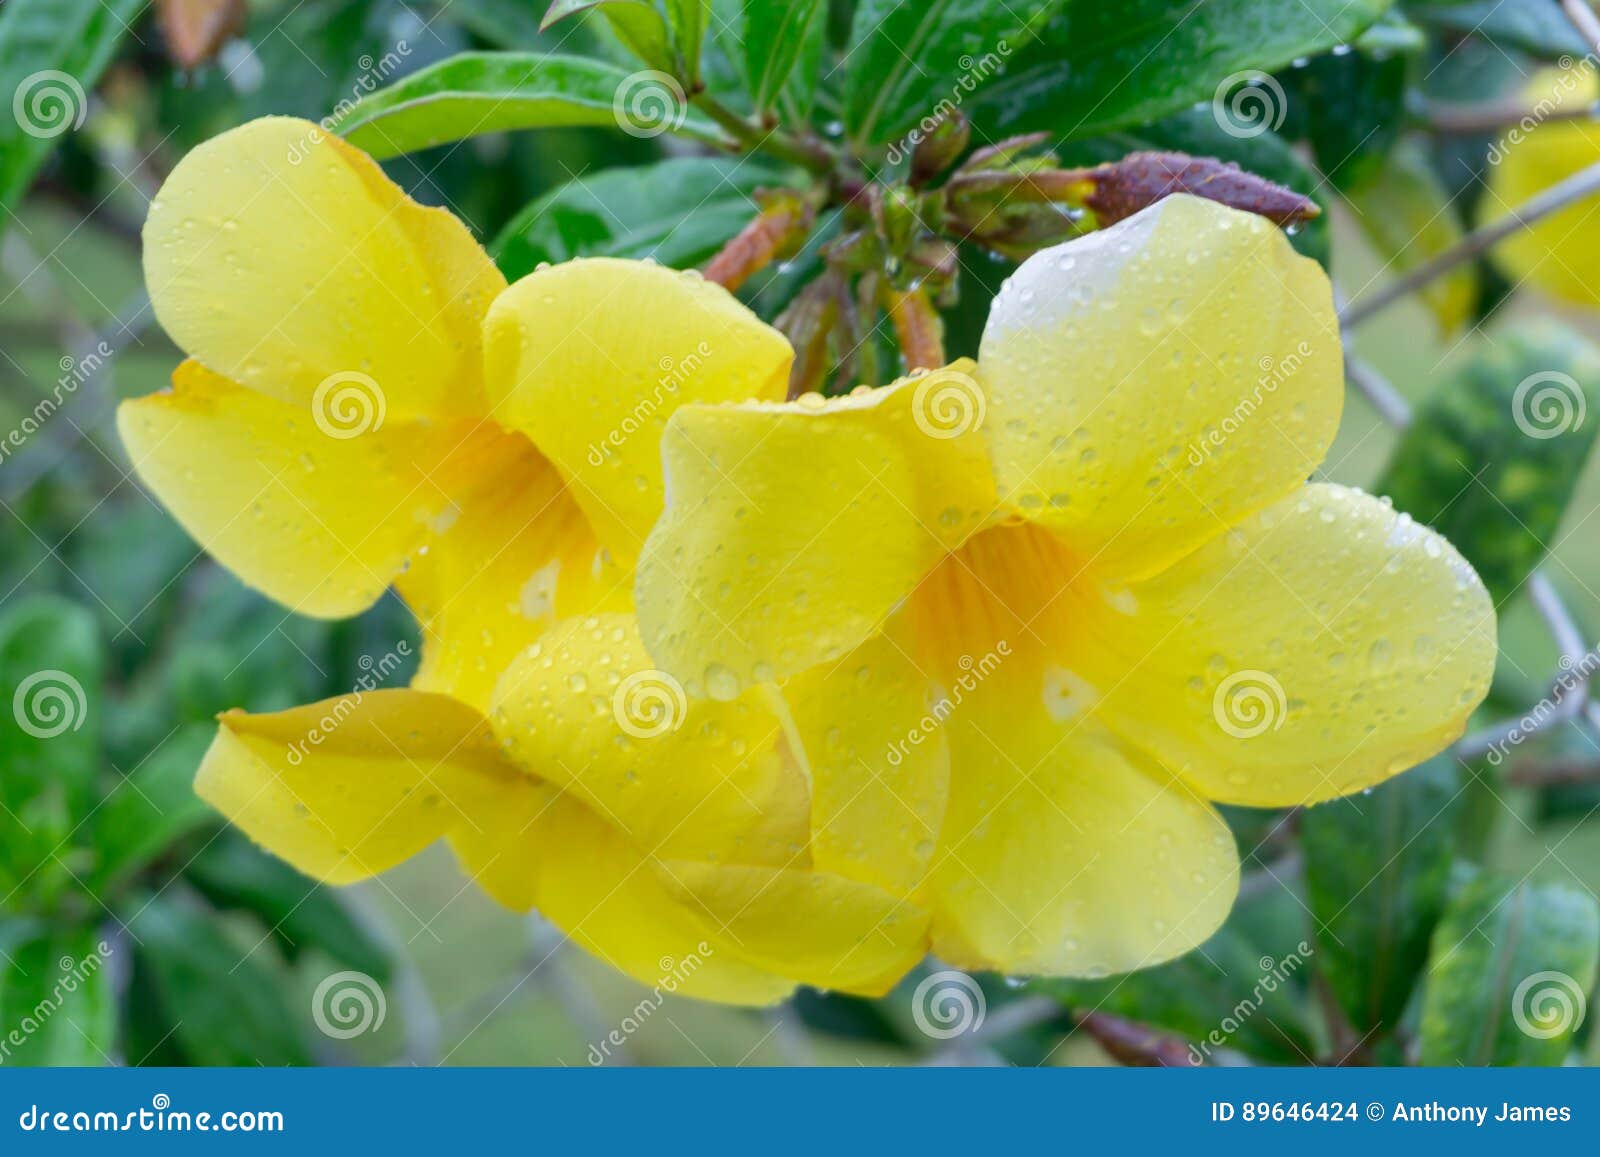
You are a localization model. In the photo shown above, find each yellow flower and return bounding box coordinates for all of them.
[637,194,1498,978]
[1484,66,1600,308]
[119,117,939,1003]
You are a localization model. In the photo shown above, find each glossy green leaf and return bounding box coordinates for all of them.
[0,0,143,214]
[974,0,1394,142]
[541,0,675,72]
[1289,39,1409,190]
[844,0,1061,146]
[1419,876,1599,1065]
[0,925,116,1065]
[91,723,216,895]
[338,52,724,158]
[1302,757,1460,1038]
[491,155,786,279]
[1377,321,1600,603]
[741,0,827,113]
[185,837,393,981]
[126,890,312,1066]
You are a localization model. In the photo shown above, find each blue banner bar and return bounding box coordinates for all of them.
[2,1068,1596,1153]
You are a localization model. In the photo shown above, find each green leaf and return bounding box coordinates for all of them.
[974,0,1394,142]
[1411,0,1588,60]
[844,0,1061,146]
[338,52,724,158]
[0,925,116,1065]
[541,0,676,72]
[1301,757,1460,1037]
[125,890,312,1066]
[0,0,143,214]
[1288,38,1409,190]
[1342,139,1477,333]
[0,595,103,878]
[1419,876,1600,1065]
[91,723,215,896]
[1376,321,1600,604]
[185,836,393,981]
[1036,893,1317,1063]
[491,155,786,279]
[664,0,709,83]
[741,0,827,113]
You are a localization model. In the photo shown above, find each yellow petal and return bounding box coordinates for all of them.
[979,193,1342,579]
[656,860,930,995]
[490,613,810,867]
[144,116,504,417]
[781,626,949,898]
[928,667,1237,977]
[117,361,441,618]
[1484,70,1600,307]
[1070,484,1496,806]
[636,370,996,699]
[451,791,797,1005]
[398,428,628,713]
[195,690,524,884]
[483,258,793,563]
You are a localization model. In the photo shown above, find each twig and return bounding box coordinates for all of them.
[1072,1011,1197,1067]
[1418,97,1599,135]
[1339,159,1600,328]
[1564,0,1600,54]
[1344,355,1414,428]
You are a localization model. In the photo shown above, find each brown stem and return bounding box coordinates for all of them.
[1073,1011,1198,1067]
[883,284,945,372]
[703,198,810,293]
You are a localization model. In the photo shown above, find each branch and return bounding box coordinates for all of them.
[1339,159,1600,329]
